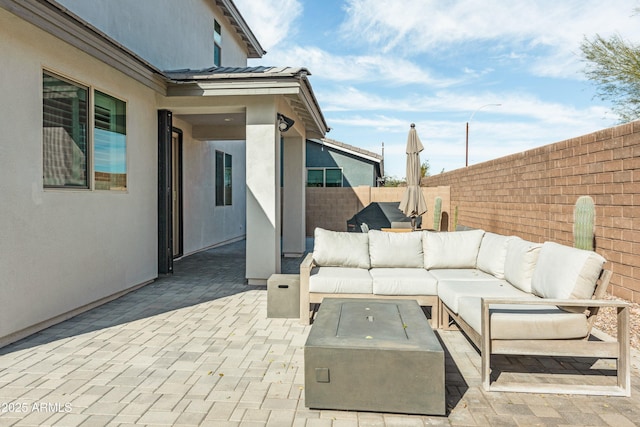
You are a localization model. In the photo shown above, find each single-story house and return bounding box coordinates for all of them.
[0,0,328,346]
[306,138,384,187]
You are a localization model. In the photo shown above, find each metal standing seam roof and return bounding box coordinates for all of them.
[164,66,331,137]
[163,66,311,81]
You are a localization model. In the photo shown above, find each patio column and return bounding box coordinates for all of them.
[282,135,306,257]
[245,97,281,285]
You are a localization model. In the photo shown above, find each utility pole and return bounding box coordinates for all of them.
[466,103,501,167]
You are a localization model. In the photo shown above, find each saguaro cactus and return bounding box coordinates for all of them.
[433,197,442,231]
[453,205,458,231]
[574,196,595,251]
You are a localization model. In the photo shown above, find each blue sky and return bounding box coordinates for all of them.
[234,0,640,179]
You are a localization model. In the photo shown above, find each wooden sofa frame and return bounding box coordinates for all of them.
[440,269,631,396]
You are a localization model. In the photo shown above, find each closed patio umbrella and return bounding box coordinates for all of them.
[398,123,427,228]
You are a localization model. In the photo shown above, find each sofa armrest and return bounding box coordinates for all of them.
[480,297,630,338]
[301,252,315,270]
[480,296,630,351]
[481,297,630,309]
[299,253,315,325]
[479,296,631,396]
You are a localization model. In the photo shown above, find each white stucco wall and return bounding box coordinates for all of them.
[245,98,282,283]
[56,0,250,70]
[0,9,158,340]
[174,118,247,255]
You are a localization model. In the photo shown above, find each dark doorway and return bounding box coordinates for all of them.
[172,128,184,259]
[158,110,173,274]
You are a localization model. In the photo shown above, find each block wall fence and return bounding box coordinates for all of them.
[305,186,451,236]
[424,120,640,303]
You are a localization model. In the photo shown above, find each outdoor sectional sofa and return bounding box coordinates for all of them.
[299,227,631,396]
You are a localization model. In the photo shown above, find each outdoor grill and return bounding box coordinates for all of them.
[346,201,421,232]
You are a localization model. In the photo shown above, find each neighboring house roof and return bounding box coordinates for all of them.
[308,138,383,164]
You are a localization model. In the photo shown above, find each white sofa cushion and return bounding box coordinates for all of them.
[368,230,423,268]
[423,229,485,269]
[504,238,542,293]
[531,242,606,312]
[313,227,370,269]
[429,269,496,282]
[370,268,438,295]
[457,297,589,339]
[476,233,514,279]
[439,280,533,314]
[309,267,373,294]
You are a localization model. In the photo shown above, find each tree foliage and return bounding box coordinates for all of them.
[383,159,431,187]
[581,29,640,122]
[420,160,430,178]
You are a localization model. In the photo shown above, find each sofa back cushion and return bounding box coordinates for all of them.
[504,238,542,293]
[368,229,423,268]
[313,227,370,269]
[423,229,485,269]
[531,242,606,312]
[476,233,514,279]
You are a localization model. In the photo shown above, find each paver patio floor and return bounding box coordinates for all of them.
[1,240,639,426]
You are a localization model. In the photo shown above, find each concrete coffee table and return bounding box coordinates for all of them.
[304,298,445,415]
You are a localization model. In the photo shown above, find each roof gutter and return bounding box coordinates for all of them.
[311,139,383,163]
[297,71,330,137]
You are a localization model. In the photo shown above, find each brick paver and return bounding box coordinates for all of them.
[0,239,639,426]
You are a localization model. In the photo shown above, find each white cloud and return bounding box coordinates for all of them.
[320,87,616,176]
[233,0,302,51]
[370,112,617,177]
[320,87,437,112]
[339,0,640,78]
[327,114,408,132]
[256,46,460,87]
[237,0,640,82]
[242,0,640,84]
[319,86,608,127]
[232,0,629,177]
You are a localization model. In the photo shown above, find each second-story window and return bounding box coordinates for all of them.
[214,20,222,67]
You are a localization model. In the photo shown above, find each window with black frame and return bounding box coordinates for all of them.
[306,168,343,187]
[214,20,222,67]
[215,150,232,205]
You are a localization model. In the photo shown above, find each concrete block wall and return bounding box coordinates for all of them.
[425,120,640,303]
[306,186,450,235]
